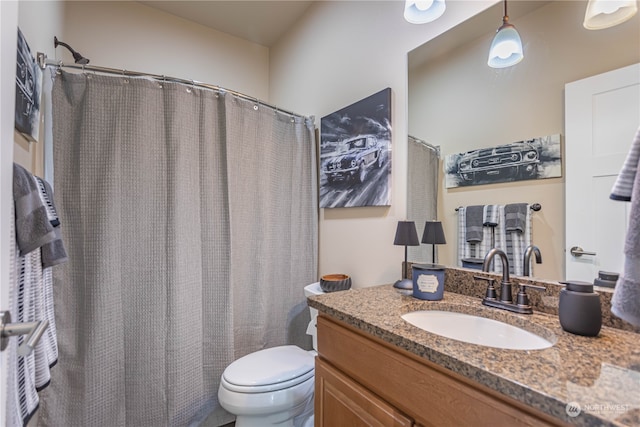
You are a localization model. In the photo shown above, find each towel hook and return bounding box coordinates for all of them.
[0,311,49,356]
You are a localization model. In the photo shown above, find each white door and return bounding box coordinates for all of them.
[565,63,640,282]
[1,3,19,425]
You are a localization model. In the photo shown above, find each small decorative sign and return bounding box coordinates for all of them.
[416,274,440,293]
[444,134,562,188]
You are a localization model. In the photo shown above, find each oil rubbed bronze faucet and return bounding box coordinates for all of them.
[523,245,542,276]
[474,248,545,314]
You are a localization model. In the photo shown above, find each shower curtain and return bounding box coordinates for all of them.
[407,136,439,264]
[38,71,318,426]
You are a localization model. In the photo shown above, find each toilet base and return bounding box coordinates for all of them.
[233,389,314,427]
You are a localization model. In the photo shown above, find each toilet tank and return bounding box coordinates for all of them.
[304,282,324,351]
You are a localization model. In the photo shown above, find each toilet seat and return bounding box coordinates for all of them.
[221,345,315,393]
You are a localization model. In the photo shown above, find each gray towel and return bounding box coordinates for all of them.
[483,204,499,227]
[610,126,640,202]
[13,163,56,255]
[505,203,528,233]
[465,205,484,243]
[34,177,68,267]
[611,131,640,327]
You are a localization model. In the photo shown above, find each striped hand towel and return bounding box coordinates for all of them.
[611,126,640,201]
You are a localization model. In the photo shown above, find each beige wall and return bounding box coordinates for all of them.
[270,0,498,287]
[408,1,640,281]
[16,1,637,288]
[14,0,272,177]
[14,0,271,168]
[22,1,593,290]
[59,2,270,100]
[12,0,504,293]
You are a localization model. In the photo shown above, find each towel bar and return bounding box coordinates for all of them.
[0,310,49,356]
[455,203,542,212]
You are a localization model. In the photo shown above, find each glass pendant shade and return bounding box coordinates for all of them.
[404,0,446,24]
[583,0,638,30]
[488,22,524,68]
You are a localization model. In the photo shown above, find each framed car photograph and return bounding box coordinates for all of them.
[15,27,43,143]
[444,134,562,188]
[319,88,392,208]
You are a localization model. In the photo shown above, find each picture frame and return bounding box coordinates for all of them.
[15,28,43,143]
[319,88,392,208]
[444,134,562,188]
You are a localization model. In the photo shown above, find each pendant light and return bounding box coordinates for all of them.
[583,0,638,30]
[487,0,524,69]
[404,0,446,24]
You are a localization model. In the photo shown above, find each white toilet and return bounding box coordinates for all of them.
[218,282,324,427]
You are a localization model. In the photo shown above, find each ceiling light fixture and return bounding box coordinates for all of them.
[583,0,638,30]
[404,0,446,24]
[487,0,524,69]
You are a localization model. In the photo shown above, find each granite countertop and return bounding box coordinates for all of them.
[308,285,640,427]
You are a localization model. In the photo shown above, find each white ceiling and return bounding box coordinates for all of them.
[138,1,315,47]
[139,0,551,58]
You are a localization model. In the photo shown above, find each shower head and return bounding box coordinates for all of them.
[54,36,90,65]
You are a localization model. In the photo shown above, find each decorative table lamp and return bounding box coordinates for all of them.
[421,220,446,265]
[393,221,420,290]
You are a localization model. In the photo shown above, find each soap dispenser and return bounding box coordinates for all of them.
[559,281,601,336]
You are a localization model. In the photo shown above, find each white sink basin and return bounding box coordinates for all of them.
[401,310,554,350]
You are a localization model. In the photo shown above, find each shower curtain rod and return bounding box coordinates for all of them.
[455,203,542,212]
[409,135,441,157]
[38,53,306,120]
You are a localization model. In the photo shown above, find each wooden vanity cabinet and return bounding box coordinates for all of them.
[315,315,567,427]
[315,358,413,426]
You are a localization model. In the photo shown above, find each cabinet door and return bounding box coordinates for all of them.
[315,357,413,427]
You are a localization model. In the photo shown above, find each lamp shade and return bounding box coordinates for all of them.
[583,0,638,30]
[488,22,524,68]
[394,221,420,246]
[404,0,446,24]
[422,221,446,245]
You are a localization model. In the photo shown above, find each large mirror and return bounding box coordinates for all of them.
[408,0,640,281]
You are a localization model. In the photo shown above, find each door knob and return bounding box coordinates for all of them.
[0,310,49,356]
[570,246,597,257]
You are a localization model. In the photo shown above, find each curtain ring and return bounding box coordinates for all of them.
[122,69,129,84]
[186,79,194,93]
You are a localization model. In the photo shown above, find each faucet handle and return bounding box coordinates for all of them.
[516,284,546,307]
[474,275,497,300]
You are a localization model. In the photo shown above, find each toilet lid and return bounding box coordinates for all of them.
[222,345,315,393]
